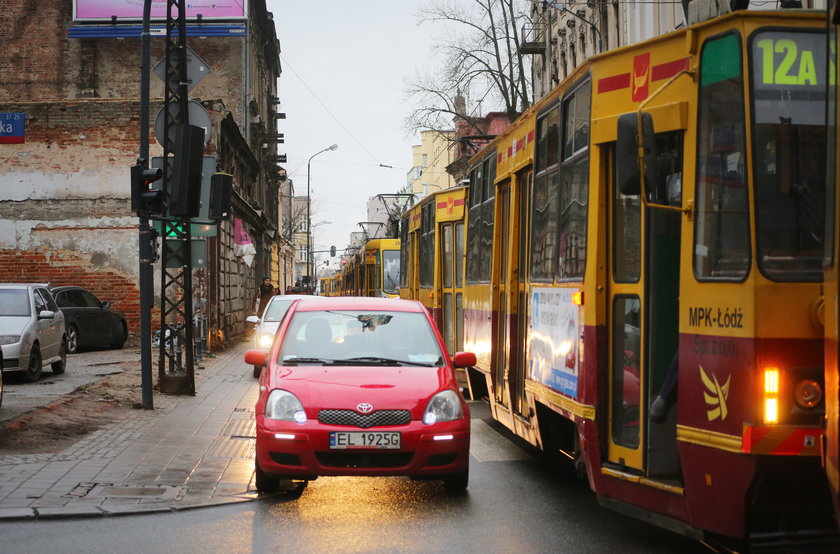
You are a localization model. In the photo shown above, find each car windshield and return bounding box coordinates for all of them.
[0,289,31,316]
[278,309,443,366]
[263,298,294,322]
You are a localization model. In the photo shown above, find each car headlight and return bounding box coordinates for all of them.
[265,389,307,423]
[258,333,274,349]
[423,390,463,425]
[0,335,20,346]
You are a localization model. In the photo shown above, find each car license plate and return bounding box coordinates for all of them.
[329,431,401,449]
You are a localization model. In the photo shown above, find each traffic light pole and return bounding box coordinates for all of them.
[137,0,154,409]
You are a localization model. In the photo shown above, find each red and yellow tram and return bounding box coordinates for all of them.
[404,7,836,546]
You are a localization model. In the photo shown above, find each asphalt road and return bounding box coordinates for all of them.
[0,346,140,422]
[0,401,708,553]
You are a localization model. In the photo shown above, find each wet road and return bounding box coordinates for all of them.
[0,402,707,553]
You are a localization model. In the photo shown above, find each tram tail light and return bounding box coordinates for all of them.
[763,367,780,424]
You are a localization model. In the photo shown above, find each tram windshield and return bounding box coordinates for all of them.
[751,30,826,282]
[383,250,400,295]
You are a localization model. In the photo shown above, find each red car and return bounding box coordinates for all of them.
[245,297,475,495]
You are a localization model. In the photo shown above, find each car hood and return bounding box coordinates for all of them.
[270,365,454,414]
[0,316,29,335]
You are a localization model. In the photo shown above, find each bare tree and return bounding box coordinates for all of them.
[405,0,532,135]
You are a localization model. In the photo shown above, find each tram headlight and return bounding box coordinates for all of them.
[793,379,822,409]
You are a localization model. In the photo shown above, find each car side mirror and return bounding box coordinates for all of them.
[102,301,110,309]
[246,315,260,325]
[37,310,55,320]
[245,349,268,367]
[452,351,476,368]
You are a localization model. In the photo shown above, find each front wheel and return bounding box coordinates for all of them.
[254,460,280,492]
[443,468,469,494]
[23,345,42,383]
[51,339,67,374]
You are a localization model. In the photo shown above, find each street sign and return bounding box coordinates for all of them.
[153,46,211,94]
[154,99,212,150]
[0,113,25,144]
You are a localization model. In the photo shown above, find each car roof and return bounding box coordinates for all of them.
[0,283,49,289]
[294,296,424,313]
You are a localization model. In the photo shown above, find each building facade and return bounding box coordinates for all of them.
[406,129,456,198]
[0,0,291,347]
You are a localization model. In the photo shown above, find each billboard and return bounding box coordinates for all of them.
[73,1,247,21]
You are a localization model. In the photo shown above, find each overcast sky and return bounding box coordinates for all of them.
[267,1,443,272]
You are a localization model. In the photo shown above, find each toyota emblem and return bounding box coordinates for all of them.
[356,402,374,414]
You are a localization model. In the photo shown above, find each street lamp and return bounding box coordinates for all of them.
[307,143,338,285]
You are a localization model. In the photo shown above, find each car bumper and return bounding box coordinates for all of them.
[256,417,470,479]
[0,341,24,370]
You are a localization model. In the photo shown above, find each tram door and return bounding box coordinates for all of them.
[511,171,532,416]
[607,135,682,474]
[440,222,464,355]
[493,183,511,405]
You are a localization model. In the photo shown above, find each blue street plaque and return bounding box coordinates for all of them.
[0,113,25,144]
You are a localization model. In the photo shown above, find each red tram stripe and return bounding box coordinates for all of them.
[652,58,689,81]
[597,73,630,93]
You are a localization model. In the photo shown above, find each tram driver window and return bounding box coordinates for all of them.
[694,33,750,281]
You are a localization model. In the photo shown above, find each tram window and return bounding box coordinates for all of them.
[750,30,826,282]
[467,167,483,284]
[383,250,400,295]
[612,296,641,449]
[557,79,591,281]
[530,172,560,281]
[442,225,454,289]
[653,132,684,206]
[399,221,409,288]
[536,104,561,173]
[420,203,435,287]
[694,32,750,281]
[455,222,464,288]
[613,142,642,283]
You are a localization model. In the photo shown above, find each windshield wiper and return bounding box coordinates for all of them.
[283,357,335,366]
[336,356,438,367]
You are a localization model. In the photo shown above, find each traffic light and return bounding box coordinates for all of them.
[330,245,336,257]
[209,172,233,222]
[170,124,205,218]
[130,164,165,215]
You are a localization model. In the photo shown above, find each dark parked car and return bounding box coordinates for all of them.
[52,286,127,353]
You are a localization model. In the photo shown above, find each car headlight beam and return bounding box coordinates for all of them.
[258,333,274,349]
[423,390,463,425]
[265,389,307,423]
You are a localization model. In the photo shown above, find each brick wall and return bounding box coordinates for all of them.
[0,249,154,334]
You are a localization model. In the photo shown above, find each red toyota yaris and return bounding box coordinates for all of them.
[245,297,475,496]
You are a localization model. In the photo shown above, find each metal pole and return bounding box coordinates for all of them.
[138,0,154,409]
[306,144,338,287]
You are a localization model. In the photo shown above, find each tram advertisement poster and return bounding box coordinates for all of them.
[528,287,579,398]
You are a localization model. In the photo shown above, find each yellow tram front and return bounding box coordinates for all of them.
[458,8,834,547]
[361,238,401,298]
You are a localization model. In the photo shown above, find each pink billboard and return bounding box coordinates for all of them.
[74,1,247,21]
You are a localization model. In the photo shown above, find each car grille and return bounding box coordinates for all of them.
[318,409,411,428]
[316,452,413,468]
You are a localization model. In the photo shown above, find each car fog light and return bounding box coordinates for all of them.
[275,433,296,440]
[794,379,822,409]
[433,434,454,441]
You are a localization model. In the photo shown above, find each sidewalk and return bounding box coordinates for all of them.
[0,341,265,519]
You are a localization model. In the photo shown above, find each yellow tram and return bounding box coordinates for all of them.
[360,238,401,298]
[405,7,836,546]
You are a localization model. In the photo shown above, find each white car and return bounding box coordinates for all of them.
[246,295,312,377]
[0,283,67,382]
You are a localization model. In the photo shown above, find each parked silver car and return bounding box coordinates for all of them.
[0,283,67,382]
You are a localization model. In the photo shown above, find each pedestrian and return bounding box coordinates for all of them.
[254,276,275,317]
[292,280,302,294]
[285,285,293,294]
